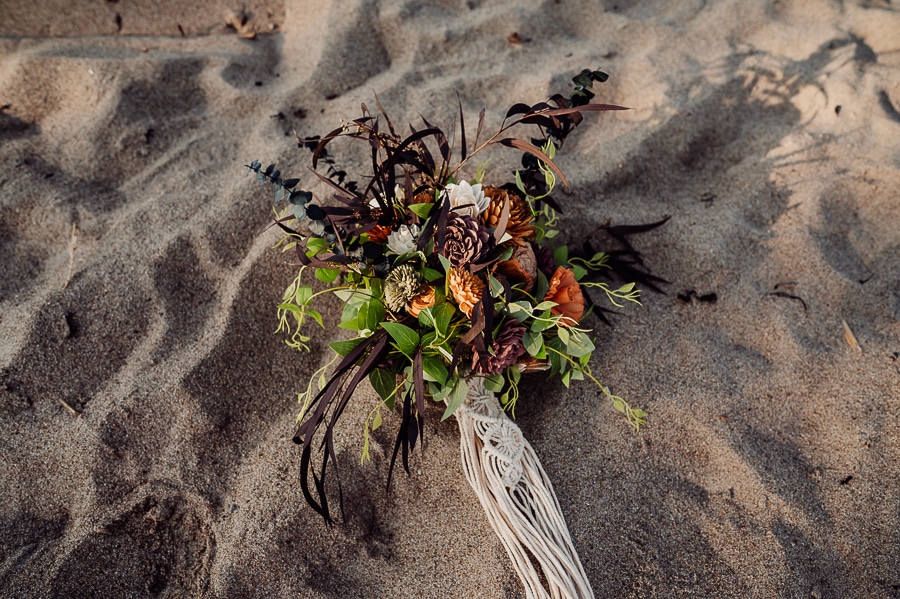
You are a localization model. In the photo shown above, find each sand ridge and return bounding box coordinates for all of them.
[1,0,899,597]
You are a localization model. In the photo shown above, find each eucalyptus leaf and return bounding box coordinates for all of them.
[564,329,595,358]
[523,330,543,357]
[482,374,505,392]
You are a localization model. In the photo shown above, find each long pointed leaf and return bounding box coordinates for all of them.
[497,138,570,191]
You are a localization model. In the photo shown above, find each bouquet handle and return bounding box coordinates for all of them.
[455,378,595,599]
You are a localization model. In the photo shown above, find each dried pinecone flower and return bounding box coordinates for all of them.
[448,267,484,318]
[441,213,491,268]
[384,264,422,313]
[479,187,535,246]
[472,319,527,375]
[407,285,436,317]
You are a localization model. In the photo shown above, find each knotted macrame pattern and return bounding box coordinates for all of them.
[455,378,595,599]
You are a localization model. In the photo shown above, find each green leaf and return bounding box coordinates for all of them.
[371,410,383,431]
[612,399,626,413]
[534,300,557,310]
[315,267,340,283]
[572,265,588,281]
[295,285,313,305]
[535,271,549,304]
[422,267,444,282]
[432,302,455,336]
[329,337,366,357]
[531,311,556,332]
[548,336,565,375]
[306,309,324,328]
[523,330,543,357]
[438,253,452,274]
[380,322,419,356]
[507,301,531,322]
[564,329,595,358]
[441,378,469,420]
[333,289,356,302]
[487,273,504,298]
[408,203,434,218]
[418,307,436,330]
[277,302,302,315]
[369,369,395,401]
[421,355,448,383]
[553,245,568,265]
[338,316,361,331]
[483,374,505,392]
[306,237,328,255]
[356,303,370,331]
[429,381,453,402]
[362,299,385,332]
[557,327,570,346]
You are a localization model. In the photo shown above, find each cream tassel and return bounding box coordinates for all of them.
[455,377,595,599]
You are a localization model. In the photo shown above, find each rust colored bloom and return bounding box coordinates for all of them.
[472,319,527,375]
[479,186,535,246]
[407,286,436,317]
[367,225,392,244]
[544,266,584,326]
[448,268,484,318]
[412,188,437,205]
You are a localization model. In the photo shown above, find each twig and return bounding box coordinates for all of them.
[842,319,861,353]
[63,222,77,290]
[59,398,80,415]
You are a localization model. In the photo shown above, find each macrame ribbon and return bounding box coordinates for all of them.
[454,377,595,599]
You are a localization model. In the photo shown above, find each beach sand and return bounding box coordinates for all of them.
[1,0,899,597]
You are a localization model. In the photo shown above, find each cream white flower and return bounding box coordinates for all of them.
[443,181,488,217]
[386,224,419,254]
[370,185,405,209]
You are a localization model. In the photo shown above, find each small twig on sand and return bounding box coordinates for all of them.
[60,398,80,415]
[842,319,862,353]
[63,222,77,290]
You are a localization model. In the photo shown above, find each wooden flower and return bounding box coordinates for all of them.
[448,267,484,318]
[479,186,535,246]
[407,286,436,317]
[544,266,584,326]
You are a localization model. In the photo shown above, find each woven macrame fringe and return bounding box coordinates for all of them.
[454,377,595,599]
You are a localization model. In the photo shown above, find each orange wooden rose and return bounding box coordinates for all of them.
[544,266,584,326]
[407,286,436,317]
[448,268,484,318]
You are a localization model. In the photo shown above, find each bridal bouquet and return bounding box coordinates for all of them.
[249,69,662,525]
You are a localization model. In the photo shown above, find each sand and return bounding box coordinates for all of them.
[1,0,899,597]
